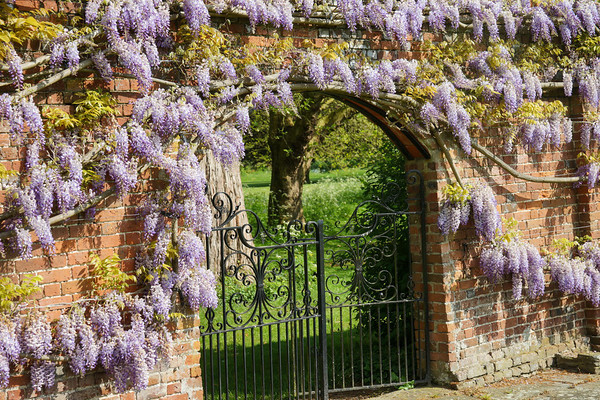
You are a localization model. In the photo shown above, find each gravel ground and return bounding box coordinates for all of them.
[359,369,600,400]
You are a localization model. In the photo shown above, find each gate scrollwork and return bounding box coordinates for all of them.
[200,170,429,399]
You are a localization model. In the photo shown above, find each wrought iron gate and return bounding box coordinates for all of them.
[200,171,429,400]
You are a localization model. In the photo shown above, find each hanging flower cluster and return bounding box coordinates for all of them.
[0,291,175,394]
[548,238,600,306]
[479,219,546,300]
[437,183,471,235]
[437,183,502,241]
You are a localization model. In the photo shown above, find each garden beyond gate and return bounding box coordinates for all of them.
[200,171,429,400]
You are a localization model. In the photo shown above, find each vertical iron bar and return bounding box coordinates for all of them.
[403,302,408,382]
[204,234,212,400]
[233,330,239,400]
[278,323,283,400]
[242,329,248,400]
[302,244,313,399]
[201,335,210,400]
[294,318,300,400]
[329,307,335,390]
[391,212,399,385]
[349,305,354,388]
[378,306,383,385]
[368,308,373,386]
[396,293,402,382]
[313,316,319,399]
[216,334,222,400]
[386,304,392,384]
[410,302,416,380]
[261,324,266,400]
[286,321,293,399]
[298,309,305,400]
[306,314,313,398]
[209,335,216,400]
[220,230,229,399]
[252,328,257,400]
[269,324,274,399]
[358,307,364,387]
[315,220,329,400]
[290,246,298,400]
[340,306,345,389]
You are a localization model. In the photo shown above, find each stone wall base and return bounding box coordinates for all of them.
[436,332,590,389]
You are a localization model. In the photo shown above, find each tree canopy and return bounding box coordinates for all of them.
[0,0,600,393]
[244,95,384,171]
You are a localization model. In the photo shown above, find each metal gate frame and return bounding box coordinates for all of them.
[200,170,429,400]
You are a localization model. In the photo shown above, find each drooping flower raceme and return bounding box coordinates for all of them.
[470,184,502,242]
[480,238,545,300]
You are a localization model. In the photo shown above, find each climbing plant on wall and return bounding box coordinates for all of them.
[1,0,600,393]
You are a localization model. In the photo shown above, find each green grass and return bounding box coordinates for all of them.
[241,168,367,231]
[240,167,367,188]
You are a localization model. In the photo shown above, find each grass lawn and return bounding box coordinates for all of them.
[241,167,368,232]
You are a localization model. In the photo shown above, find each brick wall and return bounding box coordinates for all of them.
[2,2,599,398]
[405,106,593,385]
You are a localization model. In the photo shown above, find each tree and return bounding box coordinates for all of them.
[1,0,600,393]
[266,94,357,225]
[245,94,385,226]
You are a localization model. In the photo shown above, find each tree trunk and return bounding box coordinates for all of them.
[266,94,351,227]
[199,150,248,275]
[267,111,316,226]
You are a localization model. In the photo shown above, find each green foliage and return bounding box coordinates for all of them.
[44,108,81,131]
[360,141,411,339]
[0,5,61,58]
[303,176,365,226]
[442,183,471,204]
[73,90,119,128]
[0,274,42,313]
[574,33,600,60]
[516,100,568,123]
[0,164,17,181]
[551,238,577,257]
[549,236,592,257]
[244,97,385,171]
[423,37,478,71]
[136,241,178,285]
[398,381,415,390]
[578,151,600,164]
[516,41,567,72]
[495,217,520,243]
[90,252,135,293]
[45,90,119,133]
[243,170,366,230]
[311,113,387,170]
[82,168,102,187]
[241,34,295,67]
[175,25,228,63]
[362,140,406,205]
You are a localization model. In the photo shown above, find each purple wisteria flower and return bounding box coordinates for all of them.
[470,184,502,241]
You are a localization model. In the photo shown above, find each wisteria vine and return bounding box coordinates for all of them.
[0,0,600,394]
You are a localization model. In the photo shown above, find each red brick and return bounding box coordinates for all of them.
[68,251,91,266]
[6,389,24,400]
[37,268,71,283]
[167,383,181,395]
[185,354,200,366]
[38,295,72,307]
[189,366,202,378]
[120,392,135,400]
[163,394,188,400]
[43,283,62,297]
